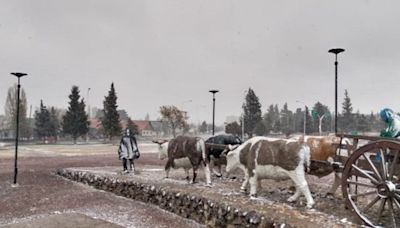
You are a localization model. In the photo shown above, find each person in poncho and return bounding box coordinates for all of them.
[118,129,140,173]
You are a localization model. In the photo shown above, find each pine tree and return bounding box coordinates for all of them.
[305,107,313,134]
[273,104,281,132]
[274,119,282,133]
[225,121,241,136]
[356,113,370,133]
[242,88,262,137]
[262,104,275,134]
[281,103,293,136]
[294,108,304,133]
[126,117,139,135]
[118,110,129,121]
[62,86,89,144]
[34,100,51,142]
[253,121,266,136]
[199,121,208,133]
[341,89,354,132]
[49,107,60,140]
[101,83,121,141]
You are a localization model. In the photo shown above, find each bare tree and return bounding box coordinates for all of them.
[159,105,188,137]
[4,84,30,139]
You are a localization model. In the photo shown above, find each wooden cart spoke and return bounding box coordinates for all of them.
[394,197,400,210]
[347,180,376,188]
[377,198,387,223]
[363,196,381,212]
[388,198,398,228]
[380,148,388,180]
[363,153,383,182]
[351,164,380,185]
[350,190,377,200]
[389,150,399,180]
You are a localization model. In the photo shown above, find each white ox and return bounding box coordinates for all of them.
[153,135,212,186]
[225,136,315,208]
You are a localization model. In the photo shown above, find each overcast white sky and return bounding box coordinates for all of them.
[1,0,400,124]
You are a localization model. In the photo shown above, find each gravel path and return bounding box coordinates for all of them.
[0,143,365,227]
[0,149,202,228]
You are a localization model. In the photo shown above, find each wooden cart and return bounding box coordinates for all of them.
[334,134,400,227]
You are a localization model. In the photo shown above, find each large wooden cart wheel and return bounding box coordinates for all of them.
[342,140,400,227]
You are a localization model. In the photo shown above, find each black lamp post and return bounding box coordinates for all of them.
[11,72,27,186]
[209,90,219,135]
[328,48,345,135]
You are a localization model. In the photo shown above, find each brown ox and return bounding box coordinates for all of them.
[153,136,212,186]
[298,135,351,195]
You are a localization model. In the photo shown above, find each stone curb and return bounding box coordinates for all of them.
[57,169,292,228]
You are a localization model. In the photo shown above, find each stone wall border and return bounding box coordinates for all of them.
[57,169,290,228]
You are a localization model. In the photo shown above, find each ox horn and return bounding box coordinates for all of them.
[222,145,231,155]
[152,139,168,145]
[223,144,239,155]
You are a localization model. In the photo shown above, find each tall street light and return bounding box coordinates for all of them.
[11,72,28,186]
[328,48,345,135]
[296,100,307,136]
[209,90,219,135]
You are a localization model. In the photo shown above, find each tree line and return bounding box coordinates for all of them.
[226,88,385,137]
[2,83,139,144]
[1,84,386,143]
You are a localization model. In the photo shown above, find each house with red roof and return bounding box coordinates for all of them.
[89,118,165,137]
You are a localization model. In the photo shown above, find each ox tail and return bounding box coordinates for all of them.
[197,139,207,165]
[198,138,212,185]
[303,145,311,173]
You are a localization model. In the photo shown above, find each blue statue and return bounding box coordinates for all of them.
[380,108,400,138]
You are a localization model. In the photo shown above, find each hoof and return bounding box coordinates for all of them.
[306,204,314,209]
[240,188,246,193]
[306,201,315,209]
[205,183,212,188]
[250,195,258,200]
[287,197,297,203]
[215,173,222,178]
